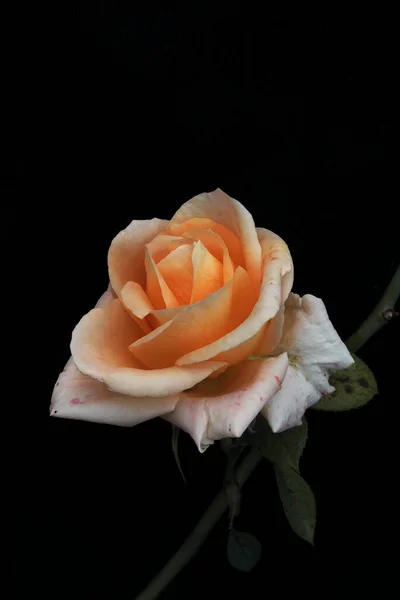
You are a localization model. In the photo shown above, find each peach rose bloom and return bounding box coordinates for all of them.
[51,189,353,451]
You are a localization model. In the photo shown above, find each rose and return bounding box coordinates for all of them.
[51,189,353,451]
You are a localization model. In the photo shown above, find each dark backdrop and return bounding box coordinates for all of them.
[9,4,398,599]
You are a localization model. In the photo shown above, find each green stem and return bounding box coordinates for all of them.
[135,449,262,600]
[346,265,400,352]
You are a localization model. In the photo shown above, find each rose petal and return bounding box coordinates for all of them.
[148,306,185,328]
[256,227,294,304]
[191,241,223,303]
[52,290,178,423]
[71,298,145,375]
[120,281,153,334]
[50,358,181,425]
[95,286,115,308]
[71,298,227,397]
[262,294,354,432]
[181,228,234,284]
[146,234,192,263]
[164,353,289,451]
[121,281,154,319]
[104,362,228,398]
[175,226,293,366]
[157,243,194,305]
[129,266,255,369]
[168,217,244,269]
[262,366,318,432]
[206,326,267,367]
[169,189,262,286]
[108,218,169,295]
[145,247,179,309]
[253,306,285,357]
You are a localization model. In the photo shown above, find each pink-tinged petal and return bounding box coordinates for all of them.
[129,267,255,369]
[262,366,320,432]
[262,294,354,432]
[146,234,192,263]
[253,306,285,356]
[175,226,293,366]
[157,243,194,305]
[71,298,226,397]
[164,353,289,451]
[191,241,223,303]
[256,227,294,304]
[169,189,262,285]
[120,281,153,334]
[108,218,169,295]
[145,247,179,309]
[50,358,182,426]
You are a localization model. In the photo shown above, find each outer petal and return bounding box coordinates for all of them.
[72,298,145,374]
[108,218,169,295]
[175,226,293,366]
[169,189,262,287]
[165,353,289,451]
[262,294,354,432]
[51,288,178,424]
[96,286,115,308]
[256,227,294,304]
[50,358,182,426]
[71,298,227,397]
[253,306,285,357]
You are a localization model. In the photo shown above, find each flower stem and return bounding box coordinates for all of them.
[135,449,262,600]
[346,265,400,352]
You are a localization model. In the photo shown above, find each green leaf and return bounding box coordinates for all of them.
[171,426,186,483]
[279,418,308,471]
[255,416,293,467]
[275,465,316,545]
[254,418,315,544]
[312,353,378,411]
[227,529,262,572]
[254,416,308,472]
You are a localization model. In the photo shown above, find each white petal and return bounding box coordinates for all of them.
[165,353,289,451]
[263,294,354,432]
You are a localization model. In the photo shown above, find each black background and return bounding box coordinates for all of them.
[8,4,399,598]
